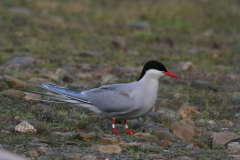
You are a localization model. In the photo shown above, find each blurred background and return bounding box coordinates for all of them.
[1,0,240,114]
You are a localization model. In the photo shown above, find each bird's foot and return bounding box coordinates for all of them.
[112,128,121,135]
[125,128,136,135]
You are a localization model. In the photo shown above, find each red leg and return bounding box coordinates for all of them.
[112,119,121,135]
[124,120,136,135]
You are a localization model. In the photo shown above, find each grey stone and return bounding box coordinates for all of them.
[190,80,218,92]
[3,125,15,132]
[176,156,193,160]
[28,142,48,148]
[152,130,178,142]
[111,35,126,50]
[191,147,204,154]
[228,155,240,160]
[12,17,29,26]
[232,93,240,104]
[128,21,150,29]
[142,125,160,133]
[129,120,141,130]
[4,57,34,73]
[9,7,30,15]
[139,145,159,152]
[81,51,103,57]
[135,135,159,142]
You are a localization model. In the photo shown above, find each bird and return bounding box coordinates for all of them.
[22,60,180,135]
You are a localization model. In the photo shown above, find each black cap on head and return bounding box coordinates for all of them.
[137,60,167,81]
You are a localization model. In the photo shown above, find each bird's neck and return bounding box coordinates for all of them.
[139,74,159,89]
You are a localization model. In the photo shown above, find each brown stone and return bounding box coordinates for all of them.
[75,73,93,80]
[97,63,113,72]
[213,131,240,146]
[173,93,182,99]
[178,106,200,119]
[1,89,23,99]
[189,139,204,148]
[180,118,195,127]
[28,77,52,84]
[3,75,28,88]
[100,137,121,145]
[169,122,194,141]
[158,140,169,147]
[41,73,59,82]
[75,132,97,140]
[91,145,122,154]
[217,119,233,127]
[24,93,41,103]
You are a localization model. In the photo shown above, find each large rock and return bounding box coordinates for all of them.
[213,132,240,146]
[3,75,28,88]
[178,106,200,119]
[180,118,195,127]
[91,145,122,154]
[169,122,194,141]
[152,130,178,142]
[0,89,23,99]
[15,121,36,133]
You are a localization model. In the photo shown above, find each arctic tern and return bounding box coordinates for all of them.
[22,60,180,135]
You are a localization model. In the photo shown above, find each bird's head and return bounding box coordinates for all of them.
[138,60,180,81]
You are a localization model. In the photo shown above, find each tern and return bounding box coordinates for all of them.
[23,60,180,135]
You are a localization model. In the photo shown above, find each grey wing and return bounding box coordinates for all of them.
[83,83,136,113]
[35,83,91,104]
